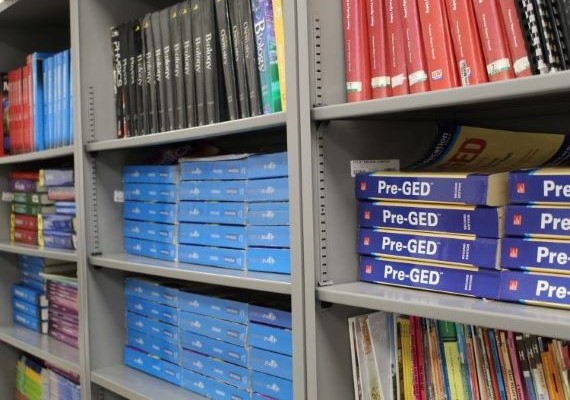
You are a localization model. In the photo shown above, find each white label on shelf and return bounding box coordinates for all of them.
[350,160,400,177]
[2,192,14,202]
[114,190,124,203]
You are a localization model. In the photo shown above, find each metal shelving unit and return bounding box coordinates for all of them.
[0,242,77,262]
[0,146,74,165]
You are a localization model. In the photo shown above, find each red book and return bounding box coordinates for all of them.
[21,64,32,153]
[412,317,428,400]
[472,0,515,82]
[9,171,39,181]
[343,0,372,102]
[498,0,532,78]
[445,0,488,86]
[418,0,459,90]
[11,228,38,246]
[11,214,38,231]
[366,0,392,98]
[7,69,20,154]
[385,0,409,96]
[401,0,430,93]
[1,74,8,155]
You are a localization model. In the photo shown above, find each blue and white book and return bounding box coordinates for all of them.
[181,349,251,391]
[501,237,570,273]
[12,284,48,307]
[505,205,570,239]
[250,347,292,380]
[179,310,247,346]
[252,370,292,400]
[123,183,177,203]
[178,244,246,270]
[181,369,251,400]
[178,201,247,224]
[122,165,179,184]
[62,50,70,146]
[12,298,48,320]
[510,168,570,204]
[29,52,53,151]
[178,223,246,249]
[246,225,290,247]
[500,270,570,308]
[124,237,178,262]
[13,311,48,333]
[123,219,177,244]
[247,247,291,274]
[181,331,249,367]
[123,201,177,224]
[126,329,180,365]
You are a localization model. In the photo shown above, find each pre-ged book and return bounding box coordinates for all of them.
[500,270,570,308]
[509,168,570,204]
[505,204,570,238]
[356,171,508,206]
[501,236,570,273]
[358,228,501,268]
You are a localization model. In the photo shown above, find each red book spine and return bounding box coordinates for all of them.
[9,171,39,181]
[401,0,430,93]
[413,317,428,400]
[445,0,488,86]
[385,0,409,96]
[343,0,372,102]
[366,0,392,98]
[498,0,532,78]
[11,228,38,246]
[7,70,18,154]
[418,0,459,90]
[472,0,515,82]
[12,214,38,231]
[21,64,32,153]
[15,68,23,155]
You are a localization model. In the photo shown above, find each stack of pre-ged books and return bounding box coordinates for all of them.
[124,277,293,399]
[349,311,570,400]
[0,49,73,155]
[8,168,76,251]
[342,0,570,102]
[122,151,291,274]
[110,0,286,138]
[16,354,81,400]
[11,255,75,338]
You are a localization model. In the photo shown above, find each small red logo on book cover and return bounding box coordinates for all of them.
[509,247,519,258]
[363,236,370,246]
[513,214,522,226]
[360,182,367,191]
[365,264,372,274]
[508,280,519,291]
[516,183,526,194]
[364,211,371,220]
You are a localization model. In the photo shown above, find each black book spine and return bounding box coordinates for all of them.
[143,14,159,133]
[180,1,196,127]
[160,8,176,132]
[215,0,239,120]
[557,0,570,68]
[134,19,148,135]
[228,0,249,118]
[151,11,167,132]
[547,0,569,69]
[203,0,220,124]
[119,24,131,137]
[531,0,562,71]
[239,0,261,116]
[110,26,124,137]
[191,0,206,125]
[170,5,187,130]
[516,0,549,74]
[127,21,138,136]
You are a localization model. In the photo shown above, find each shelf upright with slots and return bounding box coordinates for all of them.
[74,0,305,398]
[296,0,570,399]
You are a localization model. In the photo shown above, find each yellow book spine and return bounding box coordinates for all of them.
[444,343,463,400]
[399,317,414,400]
[272,0,286,111]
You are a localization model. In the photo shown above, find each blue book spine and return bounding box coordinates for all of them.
[179,311,247,346]
[501,237,570,273]
[124,277,179,307]
[246,225,290,247]
[179,157,247,180]
[20,268,44,283]
[123,201,177,224]
[38,214,75,232]
[54,205,76,215]
[179,180,247,202]
[246,201,289,225]
[455,323,473,400]
[250,347,292,380]
[31,53,52,151]
[178,244,246,270]
[13,311,47,333]
[252,0,272,114]
[68,50,73,146]
[123,219,177,244]
[248,322,292,355]
[355,172,507,205]
[126,311,179,344]
[159,359,181,386]
[252,371,292,400]
[123,346,163,381]
[12,284,47,307]
[181,331,249,367]
[245,177,289,202]
[124,237,178,262]
[39,231,75,250]
[126,294,179,325]
[505,205,570,238]
[42,57,49,149]
[54,52,63,148]
[178,223,246,249]
[358,228,500,268]
[21,276,46,293]
[248,305,292,329]
[178,201,247,224]
[500,270,570,308]
[488,330,507,400]
[509,169,570,204]
[246,152,288,180]
[18,255,45,268]
[62,50,70,147]
[181,349,251,391]
[247,247,291,274]
[359,256,501,299]
[359,202,503,238]
[122,165,179,184]
[127,329,180,365]
[123,183,178,203]
[181,369,251,400]
[40,169,74,187]
[12,298,48,320]
[177,290,248,324]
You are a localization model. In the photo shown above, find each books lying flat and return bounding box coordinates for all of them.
[501,237,570,274]
[359,201,504,238]
[500,270,570,309]
[356,172,508,206]
[13,311,48,334]
[11,203,55,216]
[358,228,501,268]
[359,256,501,299]
[509,168,570,204]
[505,205,570,238]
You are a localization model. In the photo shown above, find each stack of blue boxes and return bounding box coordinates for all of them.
[124,277,293,399]
[123,165,179,261]
[178,152,291,274]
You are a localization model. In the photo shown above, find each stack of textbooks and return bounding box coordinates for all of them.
[45,273,79,349]
[178,152,290,273]
[342,0,570,102]
[349,311,570,400]
[123,152,291,274]
[110,0,286,138]
[16,354,81,400]
[7,169,76,250]
[499,168,570,309]
[355,170,506,299]
[0,49,72,155]
[124,277,293,399]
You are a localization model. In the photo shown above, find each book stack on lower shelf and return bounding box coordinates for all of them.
[16,354,80,400]
[124,277,293,399]
[499,168,570,309]
[356,171,505,299]
[12,256,50,334]
[46,273,79,349]
[349,311,570,400]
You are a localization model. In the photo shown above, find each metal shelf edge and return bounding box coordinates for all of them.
[0,146,74,165]
[0,242,77,262]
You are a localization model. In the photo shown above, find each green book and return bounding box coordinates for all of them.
[13,192,53,205]
[11,203,55,216]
